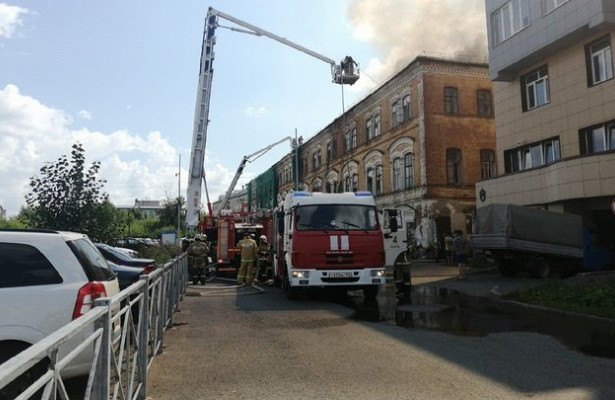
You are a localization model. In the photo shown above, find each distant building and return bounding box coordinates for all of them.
[211,188,249,218]
[479,0,615,245]
[116,199,164,219]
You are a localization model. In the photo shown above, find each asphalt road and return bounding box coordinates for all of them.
[146,268,615,400]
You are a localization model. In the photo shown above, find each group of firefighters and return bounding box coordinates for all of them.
[184,232,271,286]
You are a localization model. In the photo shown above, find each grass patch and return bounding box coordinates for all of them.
[505,278,615,319]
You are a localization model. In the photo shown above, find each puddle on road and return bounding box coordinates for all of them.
[348,285,615,359]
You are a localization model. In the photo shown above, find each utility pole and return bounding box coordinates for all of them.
[177,154,181,244]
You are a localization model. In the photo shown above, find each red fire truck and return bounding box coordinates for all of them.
[272,191,386,299]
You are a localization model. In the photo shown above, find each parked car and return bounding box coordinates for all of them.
[95,243,157,273]
[112,246,139,258]
[0,228,121,396]
[108,260,146,290]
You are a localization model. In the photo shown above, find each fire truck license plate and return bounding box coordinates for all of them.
[329,271,352,278]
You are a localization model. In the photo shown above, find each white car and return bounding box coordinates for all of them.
[0,229,121,382]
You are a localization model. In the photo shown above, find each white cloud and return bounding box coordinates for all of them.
[0,84,193,217]
[78,110,92,120]
[0,3,27,39]
[245,106,267,118]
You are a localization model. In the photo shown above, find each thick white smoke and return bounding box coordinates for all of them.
[347,0,488,89]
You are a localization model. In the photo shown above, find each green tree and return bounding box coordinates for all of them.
[156,196,185,232]
[23,142,121,241]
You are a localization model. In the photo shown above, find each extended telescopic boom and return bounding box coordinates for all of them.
[185,7,360,228]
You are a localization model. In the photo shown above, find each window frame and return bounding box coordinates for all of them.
[402,94,411,122]
[579,121,615,154]
[492,0,530,45]
[522,65,550,111]
[446,148,462,185]
[404,152,414,189]
[504,137,561,173]
[477,89,493,117]
[586,36,614,87]
[543,0,569,14]
[444,87,459,115]
[480,149,496,179]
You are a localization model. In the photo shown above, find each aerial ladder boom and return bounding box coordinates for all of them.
[186,7,360,228]
[217,136,293,216]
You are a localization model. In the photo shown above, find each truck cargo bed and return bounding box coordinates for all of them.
[470,234,583,259]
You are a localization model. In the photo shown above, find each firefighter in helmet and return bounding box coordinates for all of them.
[187,234,210,285]
[236,233,258,285]
[393,239,413,301]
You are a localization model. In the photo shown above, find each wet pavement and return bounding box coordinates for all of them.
[347,260,615,359]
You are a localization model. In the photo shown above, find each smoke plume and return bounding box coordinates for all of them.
[347,0,488,89]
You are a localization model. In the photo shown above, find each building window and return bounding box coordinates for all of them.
[366,167,374,194]
[492,0,530,45]
[504,137,561,173]
[579,121,615,154]
[392,157,404,191]
[366,117,374,141]
[586,36,613,86]
[365,114,380,140]
[326,179,337,193]
[351,127,357,149]
[446,148,462,185]
[312,149,321,171]
[402,94,411,121]
[444,87,459,114]
[404,152,414,188]
[522,66,550,111]
[477,89,493,117]
[480,149,496,179]
[544,0,569,14]
[344,129,351,151]
[344,173,358,192]
[326,138,337,162]
[391,99,401,127]
[375,165,383,195]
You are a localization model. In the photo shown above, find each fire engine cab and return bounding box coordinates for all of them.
[272,191,386,299]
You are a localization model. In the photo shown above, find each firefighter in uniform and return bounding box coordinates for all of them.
[256,235,271,283]
[187,234,210,285]
[236,233,258,285]
[393,240,413,301]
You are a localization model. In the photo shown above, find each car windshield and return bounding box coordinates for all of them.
[295,204,378,231]
[101,245,133,261]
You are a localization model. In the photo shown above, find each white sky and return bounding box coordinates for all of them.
[0,0,487,217]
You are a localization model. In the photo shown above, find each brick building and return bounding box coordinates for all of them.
[269,56,496,254]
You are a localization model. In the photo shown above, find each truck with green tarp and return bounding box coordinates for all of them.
[470,204,614,277]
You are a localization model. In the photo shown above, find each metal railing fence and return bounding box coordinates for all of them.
[0,253,188,400]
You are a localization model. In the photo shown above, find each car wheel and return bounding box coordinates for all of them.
[0,341,48,400]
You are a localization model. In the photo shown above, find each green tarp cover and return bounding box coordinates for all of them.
[476,204,583,248]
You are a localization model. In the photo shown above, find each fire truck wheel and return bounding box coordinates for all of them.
[283,274,299,300]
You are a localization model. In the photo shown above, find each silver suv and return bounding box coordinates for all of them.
[0,229,121,381]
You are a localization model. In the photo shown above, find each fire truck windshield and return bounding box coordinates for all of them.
[295,204,378,231]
